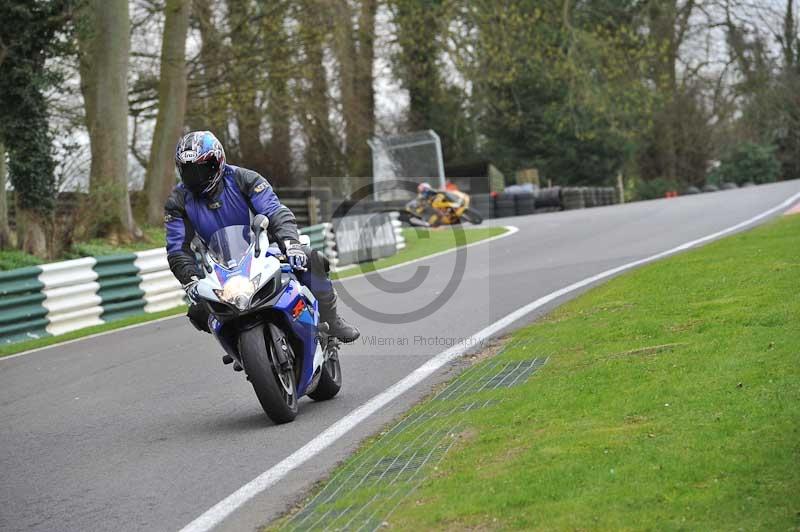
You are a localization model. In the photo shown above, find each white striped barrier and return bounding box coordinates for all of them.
[38,258,103,336]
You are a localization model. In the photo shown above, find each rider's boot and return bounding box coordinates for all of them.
[317,290,360,342]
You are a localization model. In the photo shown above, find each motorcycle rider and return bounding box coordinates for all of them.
[416,182,463,225]
[164,130,360,342]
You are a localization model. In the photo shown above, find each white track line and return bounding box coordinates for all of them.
[179,190,800,532]
[334,225,519,278]
[0,226,518,362]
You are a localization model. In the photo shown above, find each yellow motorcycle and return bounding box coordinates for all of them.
[403,190,483,227]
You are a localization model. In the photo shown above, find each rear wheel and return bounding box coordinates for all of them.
[307,347,342,401]
[461,208,483,225]
[239,325,297,424]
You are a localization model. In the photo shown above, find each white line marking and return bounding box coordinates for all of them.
[179,190,800,532]
[334,225,519,278]
[1,227,518,362]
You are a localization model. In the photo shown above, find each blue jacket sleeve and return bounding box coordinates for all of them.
[234,168,300,245]
[164,187,201,284]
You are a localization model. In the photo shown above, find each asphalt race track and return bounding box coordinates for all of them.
[2,180,799,532]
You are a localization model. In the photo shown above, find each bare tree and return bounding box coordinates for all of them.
[78,0,138,240]
[297,0,343,182]
[263,2,294,185]
[188,0,230,148]
[227,0,266,172]
[333,0,376,185]
[144,0,191,225]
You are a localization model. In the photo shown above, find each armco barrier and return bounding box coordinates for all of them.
[0,220,387,346]
[134,248,184,313]
[390,212,406,250]
[93,254,146,322]
[39,258,103,336]
[0,266,48,344]
[301,223,338,267]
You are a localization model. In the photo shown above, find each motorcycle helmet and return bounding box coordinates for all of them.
[175,131,226,197]
[418,182,435,198]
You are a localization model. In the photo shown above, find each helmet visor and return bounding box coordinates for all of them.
[179,161,218,195]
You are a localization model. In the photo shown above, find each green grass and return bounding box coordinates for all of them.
[0,249,45,270]
[0,305,187,358]
[276,216,800,531]
[332,226,507,279]
[64,225,167,258]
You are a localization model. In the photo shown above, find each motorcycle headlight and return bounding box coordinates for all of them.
[216,275,260,310]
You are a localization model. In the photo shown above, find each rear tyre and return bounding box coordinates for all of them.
[307,348,342,401]
[461,208,483,225]
[239,325,297,424]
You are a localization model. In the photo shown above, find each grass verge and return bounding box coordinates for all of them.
[274,216,800,530]
[333,226,508,280]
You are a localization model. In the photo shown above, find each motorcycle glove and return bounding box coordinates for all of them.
[285,241,308,271]
[183,276,200,305]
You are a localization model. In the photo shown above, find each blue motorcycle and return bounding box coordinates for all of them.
[190,215,341,424]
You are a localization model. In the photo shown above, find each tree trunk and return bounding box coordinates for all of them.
[17,206,47,258]
[145,0,191,225]
[332,0,375,188]
[299,1,341,181]
[394,1,442,131]
[189,4,230,148]
[263,4,293,185]
[333,0,358,182]
[227,0,265,172]
[0,143,13,249]
[78,0,137,240]
[353,0,376,184]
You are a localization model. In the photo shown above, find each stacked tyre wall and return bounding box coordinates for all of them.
[465,186,619,220]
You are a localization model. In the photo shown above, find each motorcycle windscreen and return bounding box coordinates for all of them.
[207,225,253,270]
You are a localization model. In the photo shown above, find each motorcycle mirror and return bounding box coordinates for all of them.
[252,214,269,231]
[191,237,213,274]
[252,215,269,257]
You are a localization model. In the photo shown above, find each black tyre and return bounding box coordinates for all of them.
[470,193,495,219]
[461,208,483,225]
[495,194,516,218]
[239,325,298,424]
[514,193,536,215]
[307,348,342,401]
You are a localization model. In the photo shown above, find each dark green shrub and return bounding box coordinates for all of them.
[709,143,781,186]
[634,177,678,200]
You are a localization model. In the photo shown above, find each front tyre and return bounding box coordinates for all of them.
[308,349,342,401]
[461,208,483,225]
[239,325,297,424]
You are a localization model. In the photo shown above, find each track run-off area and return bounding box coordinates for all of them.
[2,180,799,532]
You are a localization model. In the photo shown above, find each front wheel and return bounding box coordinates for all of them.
[308,348,342,401]
[461,208,483,225]
[239,325,298,424]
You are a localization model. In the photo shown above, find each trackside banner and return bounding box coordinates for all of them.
[333,213,398,265]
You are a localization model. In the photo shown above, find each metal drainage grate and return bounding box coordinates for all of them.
[278,354,548,531]
[434,356,548,403]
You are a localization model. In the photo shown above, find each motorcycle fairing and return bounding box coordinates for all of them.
[273,278,321,396]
